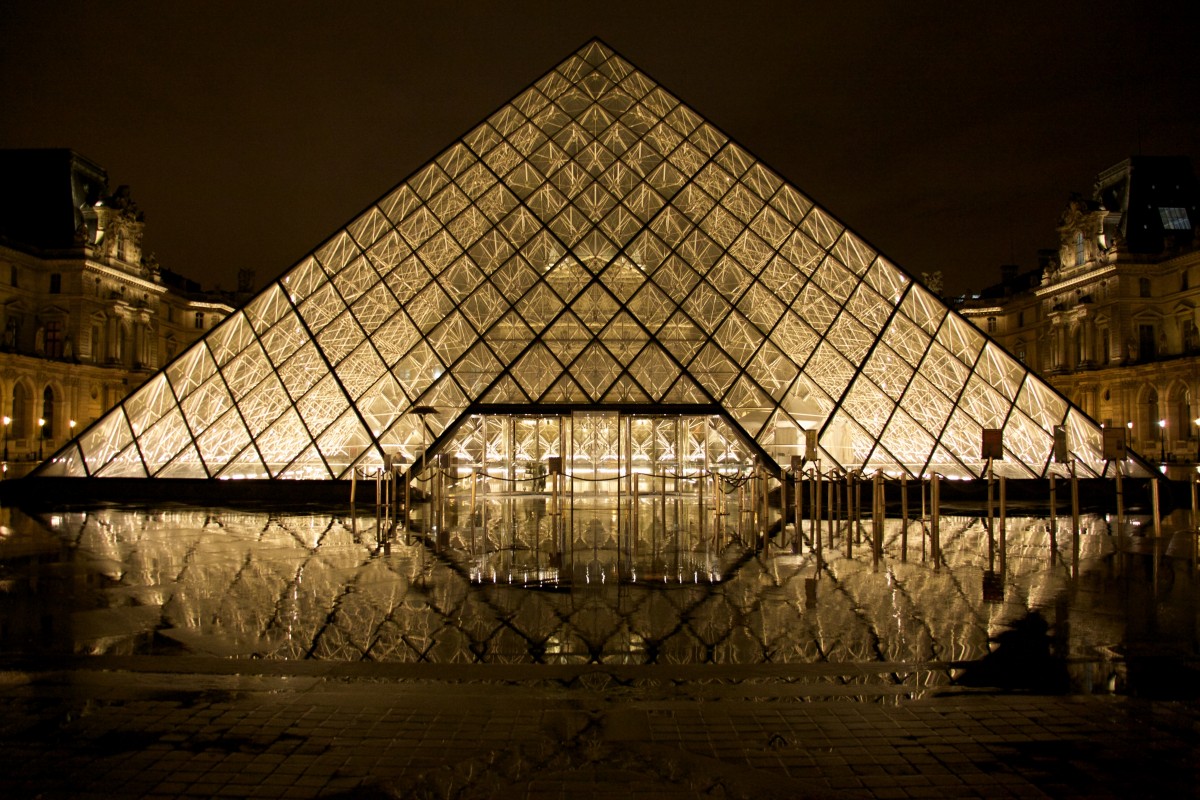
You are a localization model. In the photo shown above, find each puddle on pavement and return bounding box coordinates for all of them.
[0,504,1197,697]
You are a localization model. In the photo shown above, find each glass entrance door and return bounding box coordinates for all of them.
[428,411,768,585]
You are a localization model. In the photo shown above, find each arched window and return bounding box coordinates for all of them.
[42,386,56,440]
[1142,388,1160,448]
[11,384,28,439]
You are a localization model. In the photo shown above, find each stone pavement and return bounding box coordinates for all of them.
[0,657,1197,799]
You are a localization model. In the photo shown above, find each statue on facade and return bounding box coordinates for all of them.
[34,326,45,355]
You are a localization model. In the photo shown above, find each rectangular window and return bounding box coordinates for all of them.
[49,273,61,294]
[1139,324,1156,360]
[986,317,997,334]
[1160,207,1192,231]
[1139,277,1152,298]
[1184,271,1191,292]
[1017,310,1024,328]
[194,312,204,329]
[44,320,62,358]
[9,265,17,287]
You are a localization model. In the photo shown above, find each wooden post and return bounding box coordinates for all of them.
[845,472,853,559]
[813,468,822,569]
[1071,461,1080,579]
[930,474,940,568]
[1049,474,1058,566]
[920,476,927,562]
[793,462,803,554]
[1115,466,1124,539]
[827,475,835,550]
[1152,478,1162,538]
[987,458,995,571]
[872,471,883,568]
[999,475,1007,578]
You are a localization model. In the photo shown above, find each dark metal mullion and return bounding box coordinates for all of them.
[190,333,273,478]
[611,119,752,394]
[164,352,234,480]
[153,367,212,479]
[179,311,268,477]
[239,283,342,481]
[281,285,386,478]
[830,277,915,474]
[917,312,989,479]
[298,239,404,477]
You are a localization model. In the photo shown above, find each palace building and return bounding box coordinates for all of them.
[959,156,1200,471]
[0,150,235,474]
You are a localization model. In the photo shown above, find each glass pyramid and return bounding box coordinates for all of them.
[37,40,1146,482]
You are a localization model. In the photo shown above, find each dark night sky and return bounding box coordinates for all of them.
[2,1,1197,297]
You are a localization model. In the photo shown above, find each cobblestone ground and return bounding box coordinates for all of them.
[0,658,1197,799]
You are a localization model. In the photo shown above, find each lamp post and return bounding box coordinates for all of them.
[1194,417,1200,462]
[37,417,45,461]
[2,415,9,462]
[1158,418,1166,463]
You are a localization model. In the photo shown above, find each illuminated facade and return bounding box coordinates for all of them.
[960,156,1200,466]
[0,150,234,474]
[37,41,1142,502]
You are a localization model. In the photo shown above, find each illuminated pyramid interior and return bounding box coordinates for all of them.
[39,39,1144,484]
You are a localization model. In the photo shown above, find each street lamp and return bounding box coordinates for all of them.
[1158,418,1166,463]
[2,415,9,462]
[37,417,45,461]
[1194,417,1200,461]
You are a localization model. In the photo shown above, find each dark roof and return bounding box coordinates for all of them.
[1097,156,1199,253]
[0,149,111,254]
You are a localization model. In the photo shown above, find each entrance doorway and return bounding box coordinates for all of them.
[421,411,772,584]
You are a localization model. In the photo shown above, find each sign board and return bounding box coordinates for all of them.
[803,429,819,461]
[1052,426,1069,462]
[1102,427,1127,460]
[981,428,1004,460]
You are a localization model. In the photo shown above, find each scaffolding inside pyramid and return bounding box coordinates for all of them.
[35,40,1150,496]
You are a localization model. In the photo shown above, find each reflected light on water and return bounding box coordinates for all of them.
[0,505,1196,696]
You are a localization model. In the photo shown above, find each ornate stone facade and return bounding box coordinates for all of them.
[960,156,1200,468]
[0,150,234,475]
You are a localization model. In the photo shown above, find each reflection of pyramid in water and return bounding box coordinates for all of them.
[41,40,1144,481]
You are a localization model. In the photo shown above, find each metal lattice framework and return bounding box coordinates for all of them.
[37,40,1145,482]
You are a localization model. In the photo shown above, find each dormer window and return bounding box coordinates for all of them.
[1160,207,1191,231]
[1074,231,1086,266]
